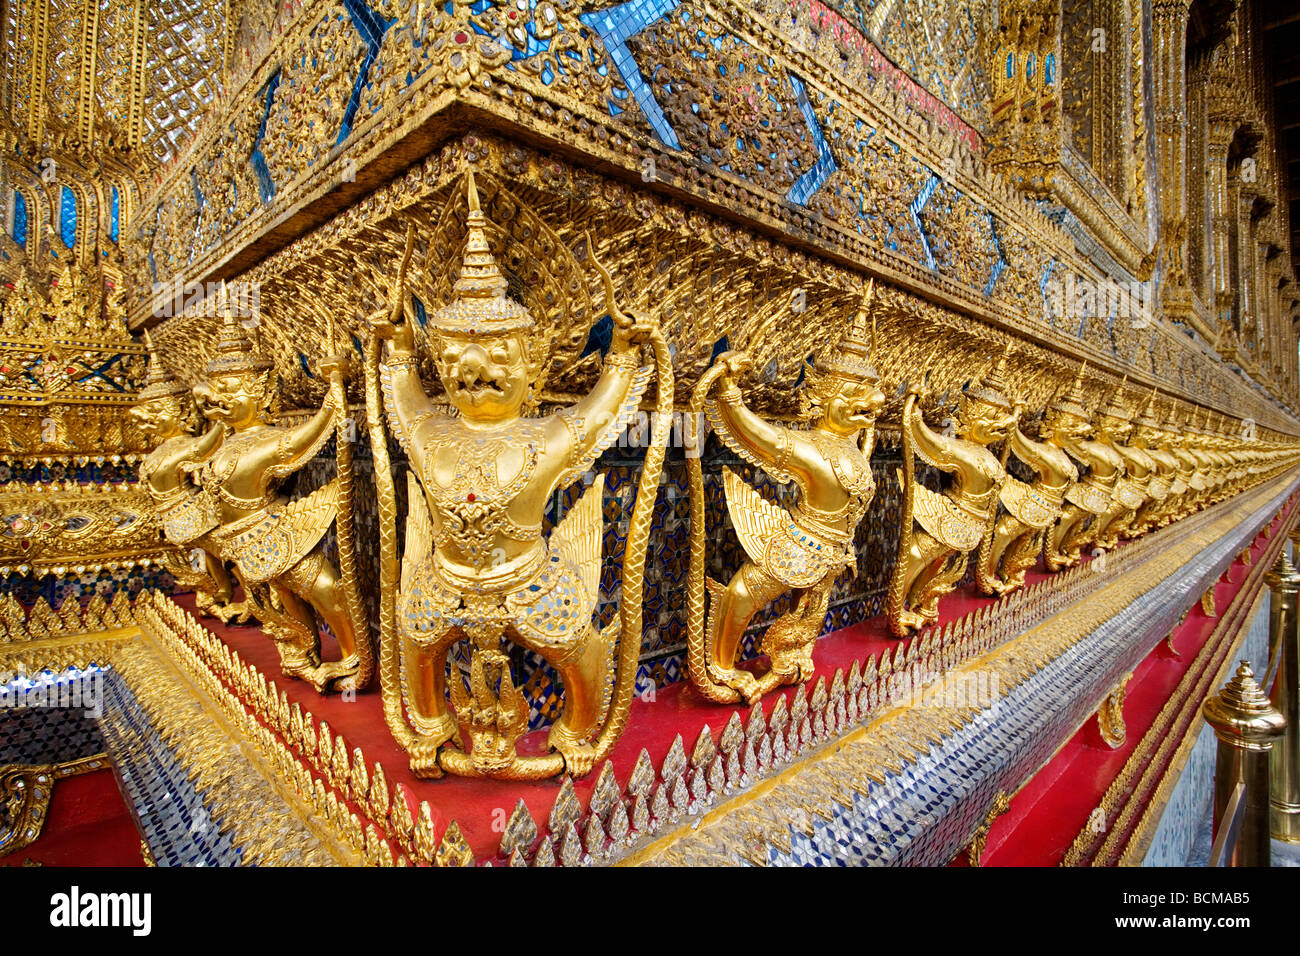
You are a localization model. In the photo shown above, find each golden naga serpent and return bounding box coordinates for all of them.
[887,390,922,636]
[364,223,674,778]
[685,361,743,704]
[326,317,374,691]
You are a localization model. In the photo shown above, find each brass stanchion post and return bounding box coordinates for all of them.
[1274,541,1300,842]
[1203,662,1286,866]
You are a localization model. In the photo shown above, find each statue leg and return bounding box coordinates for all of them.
[261,582,324,683]
[1000,528,1043,592]
[281,549,365,690]
[205,553,233,605]
[1132,501,1157,535]
[1066,512,1099,558]
[533,621,616,777]
[1046,508,1079,570]
[751,578,832,699]
[1094,504,1126,550]
[890,530,948,636]
[705,562,786,702]
[404,627,461,777]
[978,513,1022,596]
[913,548,969,623]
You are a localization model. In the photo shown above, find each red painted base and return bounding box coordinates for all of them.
[969,509,1285,867]
[0,768,146,867]
[177,569,1053,861]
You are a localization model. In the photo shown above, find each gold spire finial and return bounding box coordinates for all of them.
[1049,360,1089,420]
[453,170,510,301]
[1100,373,1132,420]
[966,340,1014,409]
[205,280,273,376]
[138,329,190,400]
[429,170,534,334]
[811,280,879,382]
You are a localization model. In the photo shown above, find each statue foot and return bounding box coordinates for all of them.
[278,653,323,687]
[750,668,800,701]
[554,740,597,777]
[889,613,930,634]
[311,656,362,693]
[715,667,760,704]
[212,600,254,625]
[409,739,444,779]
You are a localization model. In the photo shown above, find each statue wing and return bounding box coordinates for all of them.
[556,365,653,489]
[1065,480,1111,515]
[552,472,605,604]
[705,400,794,484]
[723,468,833,587]
[998,477,1058,530]
[910,482,985,551]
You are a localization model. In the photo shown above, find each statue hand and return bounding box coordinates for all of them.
[317,353,348,383]
[611,308,657,352]
[714,350,752,379]
[368,308,415,353]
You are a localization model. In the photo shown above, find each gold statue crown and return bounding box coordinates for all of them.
[1099,374,1132,421]
[964,342,1014,410]
[1136,387,1166,429]
[1161,400,1182,430]
[138,330,190,401]
[1049,360,1090,420]
[205,282,273,376]
[811,280,880,382]
[429,171,534,335]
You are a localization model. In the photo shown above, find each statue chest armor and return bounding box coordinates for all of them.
[197,429,337,582]
[423,423,546,573]
[402,421,599,658]
[1118,447,1153,481]
[139,439,191,510]
[1035,443,1078,499]
[142,440,220,544]
[953,445,1005,517]
[792,431,875,540]
[198,430,280,511]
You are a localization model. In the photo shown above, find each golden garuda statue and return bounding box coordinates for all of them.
[192,293,372,693]
[365,173,673,780]
[1185,408,1222,504]
[1044,363,1124,570]
[889,350,1016,636]
[1089,382,1154,549]
[975,377,1078,597]
[1137,391,1191,525]
[130,331,241,621]
[1126,391,1174,535]
[1167,406,1210,514]
[685,283,886,704]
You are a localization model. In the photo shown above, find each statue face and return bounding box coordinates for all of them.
[195,373,265,430]
[821,377,885,435]
[1097,414,1132,442]
[435,331,532,425]
[1132,424,1161,446]
[1043,408,1091,442]
[130,396,184,439]
[960,399,1016,445]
